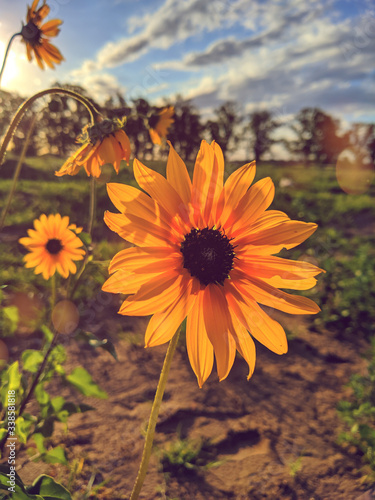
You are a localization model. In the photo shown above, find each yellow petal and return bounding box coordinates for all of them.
[102,270,157,294]
[108,246,181,274]
[166,141,192,205]
[261,276,318,290]
[235,220,318,249]
[145,277,195,347]
[186,288,214,387]
[192,141,222,227]
[228,177,275,234]
[235,255,324,279]
[115,130,131,163]
[106,183,178,233]
[118,271,186,316]
[104,211,177,248]
[133,159,188,226]
[203,284,236,382]
[229,314,256,380]
[225,280,288,355]
[235,272,321,314]
[41,19,62,37]
[217,161,256,223]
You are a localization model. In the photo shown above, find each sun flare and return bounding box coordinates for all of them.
[0,40,20,87]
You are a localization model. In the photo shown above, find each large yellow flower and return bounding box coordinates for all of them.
[19,214,85,280]
[21,0,64,70]
[103,141,323,386]
[149,107,174,145]
[55,118,131,178]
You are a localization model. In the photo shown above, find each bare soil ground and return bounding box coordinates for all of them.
[13,303,374,500]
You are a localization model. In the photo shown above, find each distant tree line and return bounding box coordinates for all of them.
[1,84,374,167]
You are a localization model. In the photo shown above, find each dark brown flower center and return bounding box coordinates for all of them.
[21,22,42,46]
[87,120,116,144]
[180,227,235,286]
[46,238,63,255]
[148,114,160,129]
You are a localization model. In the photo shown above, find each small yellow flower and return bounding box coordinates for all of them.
[149,107,174,145]
[19,214,85,280]
[21,0,64,70]
[102,141,323,386]
[55,118,131,178]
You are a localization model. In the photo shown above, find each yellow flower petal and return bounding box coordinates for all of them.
[145,277,195,347]
[203,284,236,382]
[166,141,192,205]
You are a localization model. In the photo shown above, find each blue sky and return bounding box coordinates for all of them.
[1,0,375,128]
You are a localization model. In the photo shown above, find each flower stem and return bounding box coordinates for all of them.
[130,328,181,500]
[0,114,37,232]
[0,33,21,87]
[88,176,96,236]
[0,88,101,171]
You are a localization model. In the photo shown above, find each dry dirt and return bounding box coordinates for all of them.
[8,300,374,500]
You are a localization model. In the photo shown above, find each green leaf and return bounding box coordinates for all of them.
[41,325,54,343]
[15,416,33,444]
[22,351,44,373]
[2,306,19,335]
[78,231,92,247]
[0,466,43,499]
[27,474,72,499]
[50,397,65,413]
[34,385,50,408]
[7,362,21,393]
[32,433,46,454]
[42,447,68,465]
[66,367,107,399]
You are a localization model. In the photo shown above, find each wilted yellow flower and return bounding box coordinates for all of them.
[55,118,131,178]
[19,214,85,280]
[102,141,323,386]
[149,107,174,145]
[21,0,64,69]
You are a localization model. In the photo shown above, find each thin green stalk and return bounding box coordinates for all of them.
[0,114,37,231]
[0,87,101,170]
[130,328,181,500]
[68,253,91,300]
[0,32,21,87]
[88,176,96,236]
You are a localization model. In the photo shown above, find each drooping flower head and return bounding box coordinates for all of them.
[55,117,131,178]
[103,141,323,386]
[21,0,64,69]
[148,107,174,145]
[19,214,85,280]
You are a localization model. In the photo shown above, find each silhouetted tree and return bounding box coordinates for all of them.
[205,101,242,157]
[248,110,279,163]
[0,90,39,156]
[286,108,349,165]
[125,98,152,159]
[166,96,204,161]
[350,123,375,164]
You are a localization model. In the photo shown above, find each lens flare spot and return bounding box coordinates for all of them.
[0,340,9,368]
[52,300,79,334]
[336,148,374,195]
[8,292,44,335]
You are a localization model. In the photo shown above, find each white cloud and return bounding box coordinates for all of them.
[70,72,125,103]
